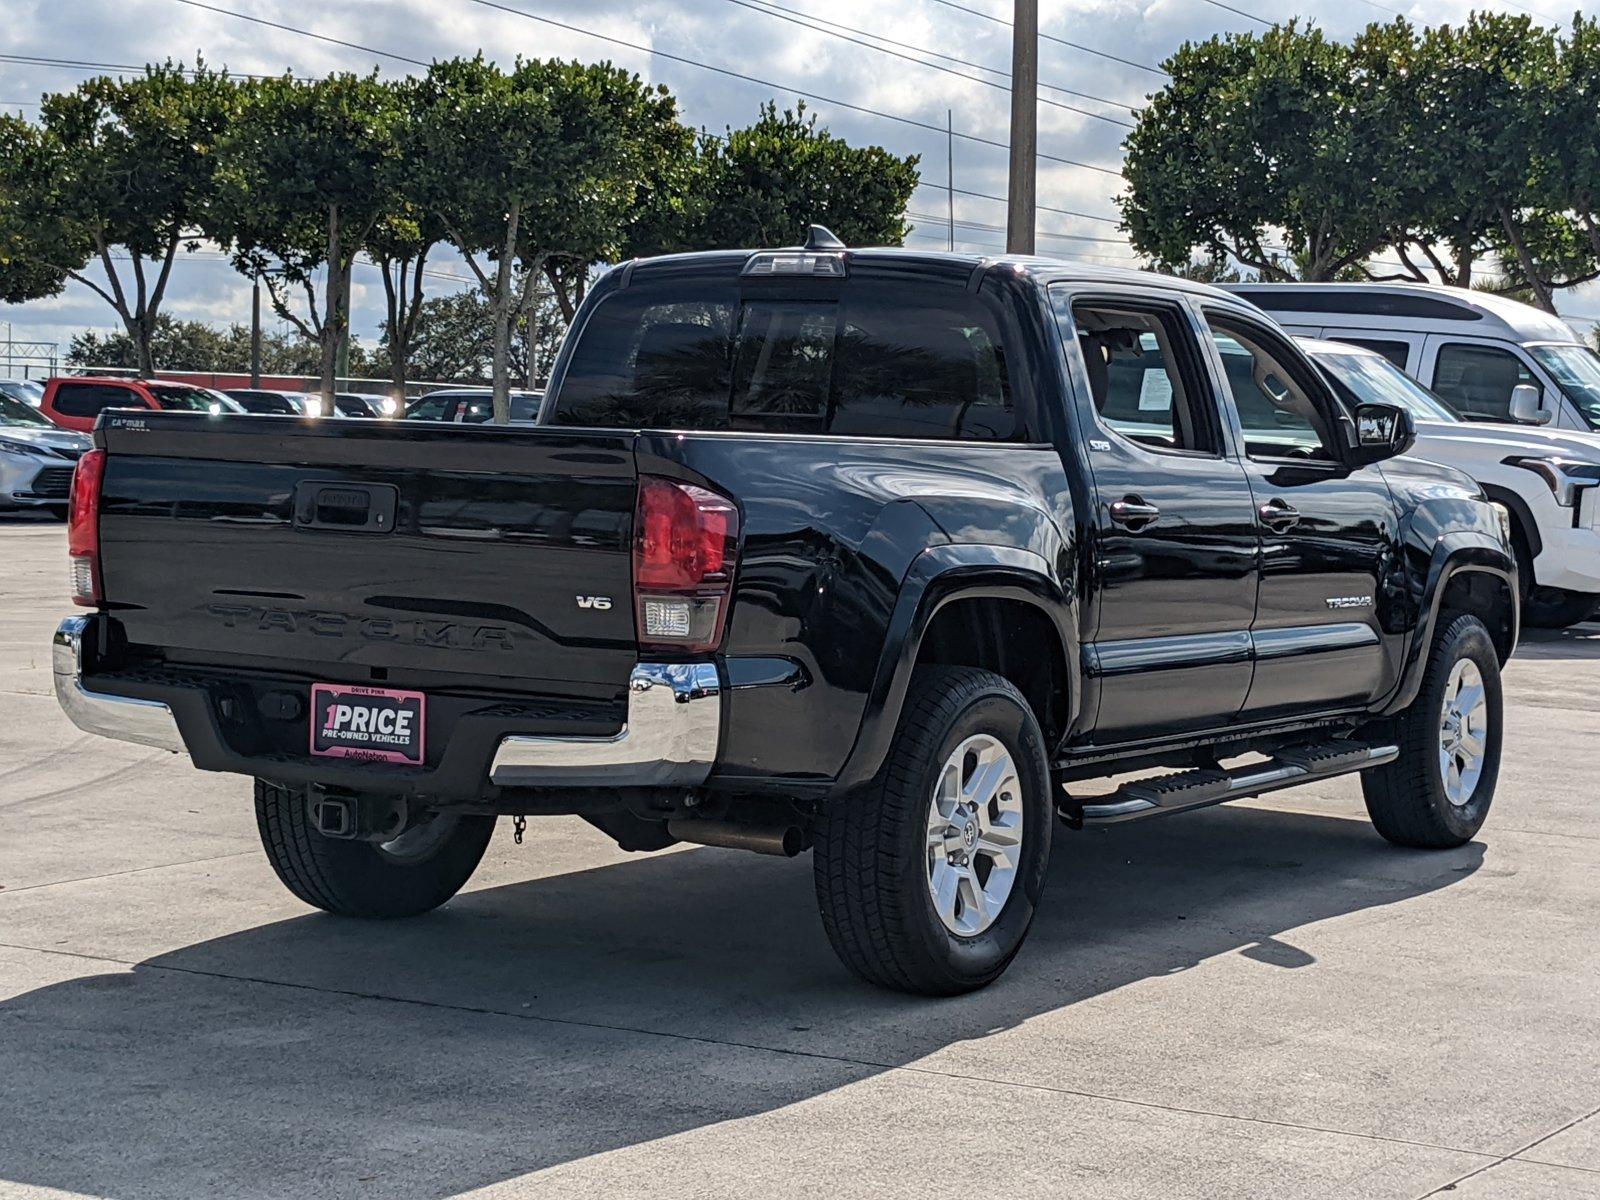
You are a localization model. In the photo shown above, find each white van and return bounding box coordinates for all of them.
[1226,283,1600,434]
[1293,337,1600,628]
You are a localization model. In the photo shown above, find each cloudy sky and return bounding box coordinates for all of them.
[3,0,1597,373]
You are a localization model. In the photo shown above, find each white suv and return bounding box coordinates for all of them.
[1300,337,1600,628]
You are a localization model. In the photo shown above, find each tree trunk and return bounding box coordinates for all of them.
[1500,208,1557,314]
[522,276,540,390]
[132,315,155,379]
[320,206,344,413]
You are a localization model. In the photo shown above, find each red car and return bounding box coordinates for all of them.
[38,376,241,433]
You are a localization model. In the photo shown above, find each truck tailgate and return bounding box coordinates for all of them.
[95,414,639,695]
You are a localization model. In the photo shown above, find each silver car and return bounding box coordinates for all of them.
[0,393,91,514]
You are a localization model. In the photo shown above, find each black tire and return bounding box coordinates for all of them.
[813,666,1053,996]
[1361,613,1502,849]
[254,779,495,918]
[1524,587,1598,630]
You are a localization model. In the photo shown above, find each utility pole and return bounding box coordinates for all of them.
[250,280,262,387]
[1006,0,1038,255]
[947,110,956,252]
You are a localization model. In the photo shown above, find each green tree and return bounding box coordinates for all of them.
[686,102,919,253]
[65,313,371,375]
[0,62,237,375]
[373,288,565,385]
[410,56,686,422]
[1406,14,1581,307]
[367,198,444,395]
[1121,23,1404,281]
[212,71,398,407]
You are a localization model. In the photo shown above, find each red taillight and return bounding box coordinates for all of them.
[633,475,739,652]
[68,448,106,607]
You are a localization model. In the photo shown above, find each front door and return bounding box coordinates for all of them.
[1052,289,1260,743]
[1200,310,1402,718]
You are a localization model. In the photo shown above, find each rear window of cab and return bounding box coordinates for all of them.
[549,280,1023,442]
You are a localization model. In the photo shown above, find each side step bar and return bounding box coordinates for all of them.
[1058,740,1399,827]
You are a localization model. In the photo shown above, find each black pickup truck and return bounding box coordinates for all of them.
[54,231,1518,995]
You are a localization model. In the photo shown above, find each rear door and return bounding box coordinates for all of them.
[1198,308,1402,717]
[1052,288,1260,742]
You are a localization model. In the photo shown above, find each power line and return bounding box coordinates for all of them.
[1197,0,1274,28]
[459,0,1127,176]
[0,51,293,82]
[906,209,1128,245]
[903,229,1141,263]
[720,0,1135,128]
[173,0,429,67]
[924,0,1170,78]
[750,0,1143,112]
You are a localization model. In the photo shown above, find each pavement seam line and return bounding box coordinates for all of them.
[0,936,1506,1164]
[0,851,256,896]
[1413,1101,1600,1198]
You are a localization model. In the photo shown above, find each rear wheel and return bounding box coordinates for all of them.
[254,779,494,917]
[812,666,1052,995]
[1361,613,1502,848]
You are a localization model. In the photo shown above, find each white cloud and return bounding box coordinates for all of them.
[3,0,1595,353]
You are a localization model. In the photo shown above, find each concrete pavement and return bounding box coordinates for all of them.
[2,514,1598,1199]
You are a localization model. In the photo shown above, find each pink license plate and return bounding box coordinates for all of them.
[309,683,426,765]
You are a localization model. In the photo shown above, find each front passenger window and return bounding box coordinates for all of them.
[1206,319,1341,462]
[1064,299,1216,454]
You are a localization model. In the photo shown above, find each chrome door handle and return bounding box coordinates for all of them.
[1109,496,1160,530]
[1258,499,1301,530]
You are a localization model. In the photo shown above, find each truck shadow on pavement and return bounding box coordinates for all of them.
[0,803,1483,1198]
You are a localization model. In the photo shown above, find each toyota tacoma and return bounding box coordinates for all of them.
[54,231,1518,994]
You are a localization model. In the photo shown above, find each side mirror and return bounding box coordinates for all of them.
[1509,383,1554,426]
[1350,402,1416,465]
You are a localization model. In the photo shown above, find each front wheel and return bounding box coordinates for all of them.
[254,779,495,917]
[812,666,1053,995]
[1361,613,1502,848]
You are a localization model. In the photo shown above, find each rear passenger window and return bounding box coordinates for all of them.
[1433,344,1536,421]
[1057,296,1216,454]
[1331,337,1410,369]
[551,281,1018,440]
[52,384,136,419]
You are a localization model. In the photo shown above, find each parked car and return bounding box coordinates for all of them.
[0,378,45,408]
[1300,336,1600,628]
[329,392,385,419]
[406,388,543,424]
[54,233,1518,995]
[0,392,89,513]
[223,388,316,416]
[36,376,243,433]
[1226,282,1600,433]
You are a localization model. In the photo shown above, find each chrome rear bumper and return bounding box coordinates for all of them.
[54,615,720,789]
[53,615,185,752]
[488,662,720,788]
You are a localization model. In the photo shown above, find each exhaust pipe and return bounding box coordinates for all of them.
[667,819,805,858]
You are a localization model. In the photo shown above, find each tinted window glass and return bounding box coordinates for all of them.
[1207,323,1340,461]
[0,393,51,426]
[407,394,455,421]
[1330,337,1410,369]
[552,281,1018,440]
[1432,344,1536,421]
[459,393,541,423]
[52,383,139,418]
[1061,298,1213,453]
[145,385,214,412]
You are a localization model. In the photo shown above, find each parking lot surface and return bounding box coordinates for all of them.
[1,513,1598,1199]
